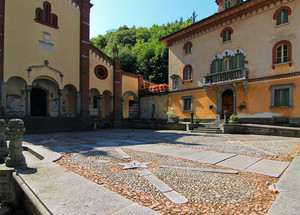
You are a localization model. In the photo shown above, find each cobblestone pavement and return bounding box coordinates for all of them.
[24,129,300,214]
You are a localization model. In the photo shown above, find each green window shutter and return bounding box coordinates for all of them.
[275,88,289,107]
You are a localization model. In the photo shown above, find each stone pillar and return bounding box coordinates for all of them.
[0,119,7,163]
[110,95,113,118]
[58,90,63,117]
[5,119,26,167]
[76,91,81,116]
[26,85,32,116]
[98,94,102,117]
[224,110,229,124]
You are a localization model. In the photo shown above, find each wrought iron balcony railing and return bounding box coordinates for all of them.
[203,68,248,86]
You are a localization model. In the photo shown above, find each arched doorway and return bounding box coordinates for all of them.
[31,88,47,116]
[216,85,237,120]
[122,91,138,119]
[222,89,233,119]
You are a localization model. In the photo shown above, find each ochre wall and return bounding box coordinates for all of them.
[89,50,114,95]
[122,75,139,97]
[4,0,80,90]
[168,1,300,90]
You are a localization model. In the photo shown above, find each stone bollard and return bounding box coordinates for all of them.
[224,110,229,124]
[0,119,7,163]
[5,119,26,167]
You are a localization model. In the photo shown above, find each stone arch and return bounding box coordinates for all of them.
[89,88,100,116]
[122,91,138,119]
[63,84,78,115]
[6,77,27,112]
[31,77,59,116]
[102,90,112,118]
[216,85,237,120]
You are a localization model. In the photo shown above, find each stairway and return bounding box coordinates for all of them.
[21,116,92,133]
[191,120,224,134]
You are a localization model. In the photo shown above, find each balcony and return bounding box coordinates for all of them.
[203,68,248,86]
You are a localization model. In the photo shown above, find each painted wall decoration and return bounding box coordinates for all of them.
[50,100,59,112]
[6,96,24,111]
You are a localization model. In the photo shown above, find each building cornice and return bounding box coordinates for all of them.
[160,0,294,46]
[90,44,114,67]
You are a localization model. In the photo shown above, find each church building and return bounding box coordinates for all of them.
[0,0,150,129]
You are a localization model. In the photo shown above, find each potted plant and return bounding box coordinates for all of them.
[229,114,240,124]
[167,107,179,123]
[193,115,201,123]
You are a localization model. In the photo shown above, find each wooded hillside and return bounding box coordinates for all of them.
[90,19,193,84]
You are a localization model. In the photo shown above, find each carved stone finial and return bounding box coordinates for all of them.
[5,119,26,167]
[44,60,49,65]
[113,43,119,58]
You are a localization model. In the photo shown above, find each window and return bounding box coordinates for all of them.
[272,40,292,66]
[183,41,192,55]
[182,96,193,112]
[93,96,98,108]
[94,65,108,80]
[223,29,231,42]
[225,0,231,9]
[35,1,59,29]
[183,65,193,81]
[270,83,294,108]
[172,78,178,90]
[210,50,245,74]
[273,6,292,26]
[220,27,233,43]
[223,57,231,71]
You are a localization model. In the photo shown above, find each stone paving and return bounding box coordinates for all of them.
[21,129,300,214]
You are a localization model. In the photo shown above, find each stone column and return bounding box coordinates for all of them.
[0,119,7,163]
[5,119,26,167]
[26,85,32,116]
[76,91,81,116]
[110,95,113,118]
[98,94,102,117]
[58,90,63,117]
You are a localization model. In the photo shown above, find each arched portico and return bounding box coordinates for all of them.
[6,77,27,113]
[216,85,237,119]
[122,91,138,119]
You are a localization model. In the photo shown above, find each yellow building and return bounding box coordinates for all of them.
[0,0,149,129]
[145,0,300,126]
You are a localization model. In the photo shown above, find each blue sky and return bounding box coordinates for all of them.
[89,0,218,38]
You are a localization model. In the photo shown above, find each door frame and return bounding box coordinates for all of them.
[30,87,49,116]
[216,85,237,120]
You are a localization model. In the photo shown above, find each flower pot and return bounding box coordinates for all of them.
[230,120,239,124]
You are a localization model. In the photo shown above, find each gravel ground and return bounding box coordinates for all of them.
[58,148,277,214]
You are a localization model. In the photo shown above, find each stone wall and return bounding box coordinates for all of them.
[122,119,186,130]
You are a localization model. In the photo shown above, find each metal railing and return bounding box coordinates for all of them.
[203,68,248,85]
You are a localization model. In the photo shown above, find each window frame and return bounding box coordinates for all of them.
[220,27,233,43]
[183,65,193,82]
[183,41,193,55]
[273,6,292,26]
[35,1,59,29]
[224,0,231,9]
[270,83,294,109]
[182,95,193,112]
[272,40,292,68]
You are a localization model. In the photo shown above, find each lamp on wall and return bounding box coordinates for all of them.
[50,93,54,98]
[21,90,25,97]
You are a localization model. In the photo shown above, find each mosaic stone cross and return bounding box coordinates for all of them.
[118,161,151,170]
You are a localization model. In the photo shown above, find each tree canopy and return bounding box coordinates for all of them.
[90,18,193,84]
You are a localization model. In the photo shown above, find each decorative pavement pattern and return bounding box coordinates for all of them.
[22,129,300,214]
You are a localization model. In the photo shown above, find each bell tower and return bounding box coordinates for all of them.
[216,0,244,12]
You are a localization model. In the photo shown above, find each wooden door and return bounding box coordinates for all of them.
[221,91,233,119]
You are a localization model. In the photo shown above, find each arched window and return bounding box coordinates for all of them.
[220,27,233,43]
[232,53,245,69]
[35,1,58,29]
[272,40,292,66]
[183,65,193,81]
[211,59,222,74]
[225,0,231,9]
[51,14,58,26]
[223,57,231,71]
[43,1,51,24]
[183,41,192,55]
[273,6,292,26]
[35,8,43,21]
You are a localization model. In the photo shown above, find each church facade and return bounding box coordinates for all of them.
[145,0,300,125]
[0,0,151,128]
